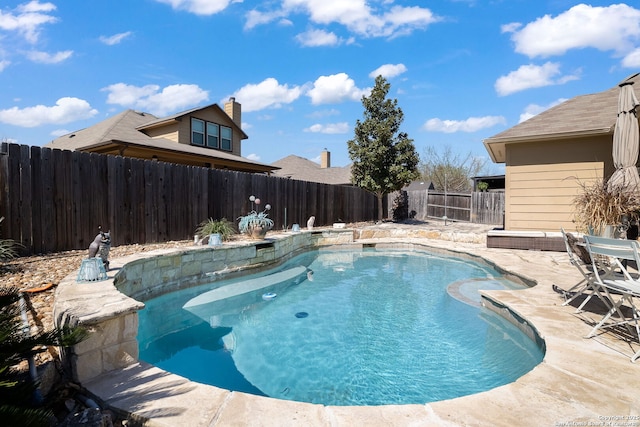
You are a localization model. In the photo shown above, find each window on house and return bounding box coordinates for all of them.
[221,126,232,151]
[191,117,232,152]
[207,123,219,148]
[191,118,204,146]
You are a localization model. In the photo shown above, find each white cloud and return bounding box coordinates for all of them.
[50,128,70,137]
[382,6,440,38]
[0,1,58,43]
[153,0,236,16]
[500,22,521,33]
[244,9,287,30]
[0,97,98,127]
[304,122,349,134]
[250,1,440,39]
[25,49,72,63]
[295,29,342,47]
[103,83,209,116]
[0,60,10,71]
[307,108,340,118]
[225,78,304,112]
[422,115,506,133]
[307,73,369,105]
[519,98,567,123]
[507,4,640,59]
[18,1,56,13]
[246,153,261,161]
[622,48,640,68]
[99,31,132,46]
[369,63,407,79]
[494,62,580,96]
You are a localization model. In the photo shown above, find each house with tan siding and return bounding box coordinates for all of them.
[46,98,278,174]
[483,72,640,234]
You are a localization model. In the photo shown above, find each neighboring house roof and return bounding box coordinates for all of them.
[484,72,640,163]
[46,106,275,173]
[136,104,249,140]
[403,180,435,191]
[272,155,352,185]
[48,110,159,150]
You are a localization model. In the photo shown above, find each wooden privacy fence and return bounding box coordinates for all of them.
[403,190,504,225]
[470,191,505,225]
[0,143,379,255]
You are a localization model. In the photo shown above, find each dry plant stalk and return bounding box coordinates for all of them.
[573,178,640,233]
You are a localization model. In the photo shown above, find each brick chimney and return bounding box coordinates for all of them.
[321,149,330,169]
[224,97,241,128]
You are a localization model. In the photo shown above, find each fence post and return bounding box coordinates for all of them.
[0,142,384,254]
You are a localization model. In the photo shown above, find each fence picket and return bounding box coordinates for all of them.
[399,189,504,225]
[0,143,379,254]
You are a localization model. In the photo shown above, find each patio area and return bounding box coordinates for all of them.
[60,223,640,426]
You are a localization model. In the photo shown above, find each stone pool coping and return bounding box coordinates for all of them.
[54,228,640,426]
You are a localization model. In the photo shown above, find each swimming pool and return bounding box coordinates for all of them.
[138,247,544,406]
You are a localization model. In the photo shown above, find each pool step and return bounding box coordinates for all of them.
[183,266,308,309]
[447,278,518,307]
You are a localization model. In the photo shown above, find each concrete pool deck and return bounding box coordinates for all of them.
[67,223,639,426]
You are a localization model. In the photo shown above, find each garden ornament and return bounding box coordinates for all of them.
[88,227,111,270]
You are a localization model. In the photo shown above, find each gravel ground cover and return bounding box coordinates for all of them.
[1,240,196,337]
[1,240,198,425]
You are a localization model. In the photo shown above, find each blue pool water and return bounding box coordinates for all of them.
[138,248,544,406]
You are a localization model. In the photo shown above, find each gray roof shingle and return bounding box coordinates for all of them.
[47,110,158,150]
[272,155,352,185]
[46,109,274,169]
[484,72,640,163]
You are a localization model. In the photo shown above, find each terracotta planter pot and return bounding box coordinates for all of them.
[248,225,269,239]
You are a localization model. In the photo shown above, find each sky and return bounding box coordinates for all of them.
[1,1,640,172]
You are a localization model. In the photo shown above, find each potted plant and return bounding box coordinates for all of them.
[238,196,274,239]
[195,218,235,244]
[573,178,640,237]
[476,181,489,192]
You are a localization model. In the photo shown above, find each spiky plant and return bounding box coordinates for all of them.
[0,217,18,262]
[573,178,640,234]
[0,287,86,426]
[195,218,236,241]
[237,198,273,237]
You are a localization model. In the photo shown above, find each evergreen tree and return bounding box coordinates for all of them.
[347,75,419,220]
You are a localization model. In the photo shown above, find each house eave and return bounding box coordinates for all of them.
[79,140,279,173]
[483,127,614,164]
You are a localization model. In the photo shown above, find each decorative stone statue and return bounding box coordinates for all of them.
[88,227,111,270]
[307,216,315,230]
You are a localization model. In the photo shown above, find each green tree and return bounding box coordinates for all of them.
[420,145,488,193]
[347,75,419,220]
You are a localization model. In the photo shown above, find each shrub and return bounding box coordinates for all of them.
[0,217,18,261]
[573,178,640,234]
[195,218,236,241]
[0,287,86,426]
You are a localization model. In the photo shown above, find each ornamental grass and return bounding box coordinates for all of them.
[573,178,640,234]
